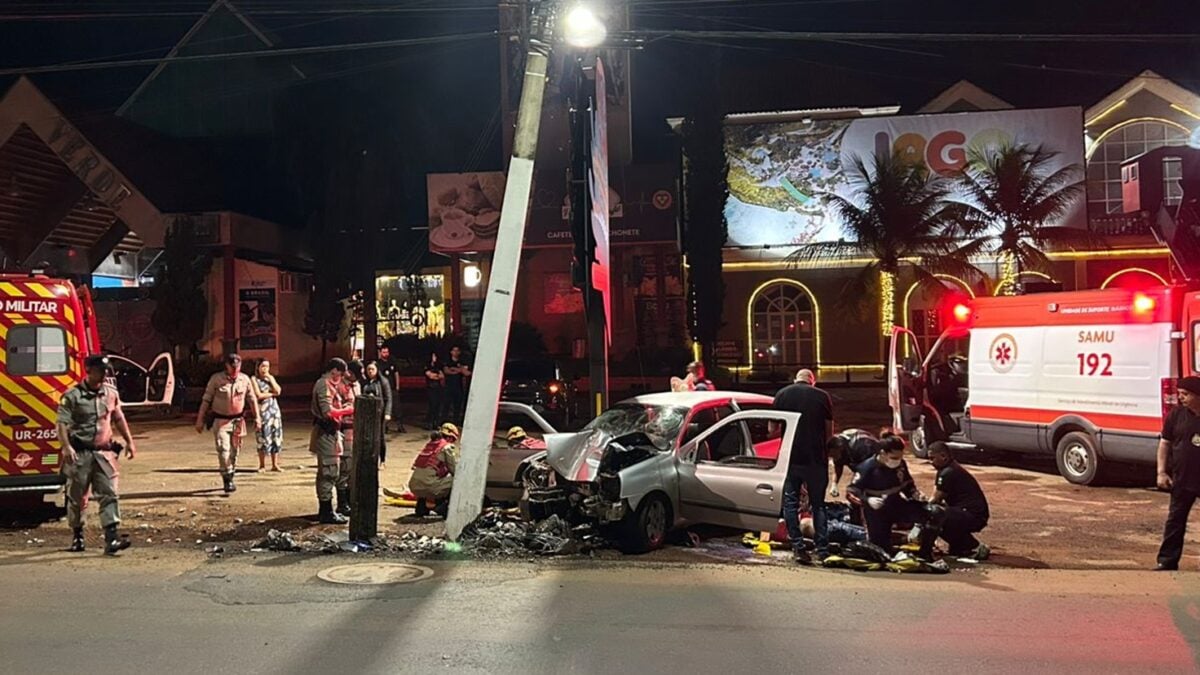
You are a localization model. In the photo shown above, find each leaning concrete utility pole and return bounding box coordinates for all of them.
[446,1,557,540]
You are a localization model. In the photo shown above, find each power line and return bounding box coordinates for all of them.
[0,5,496,20]
[621,29,1200,43]
[0,31,497,76]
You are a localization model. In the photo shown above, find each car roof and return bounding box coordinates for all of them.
[622,391,774,408]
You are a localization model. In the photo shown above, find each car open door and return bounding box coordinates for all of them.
[106,355,149,407]
[676,410,799,533]
[146,352,175,406]
[1184,290,1200,378]
[888,326,925,432]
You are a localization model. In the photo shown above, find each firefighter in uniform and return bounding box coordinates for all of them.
[195,354,261,493]
[310,358,352,524]
[334,360,362,517]
[57,355,137,555]
[506,426,546,451]
[410,423,460,517]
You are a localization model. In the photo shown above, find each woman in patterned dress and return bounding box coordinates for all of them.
[253,359,284,472]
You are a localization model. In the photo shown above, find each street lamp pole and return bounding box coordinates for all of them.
[446,0,559,540]
[569,55,609,418]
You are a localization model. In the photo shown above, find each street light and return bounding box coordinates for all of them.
[563,4,606,48]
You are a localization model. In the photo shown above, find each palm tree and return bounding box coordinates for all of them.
[952,143,1087,295]
[786,151,977,344]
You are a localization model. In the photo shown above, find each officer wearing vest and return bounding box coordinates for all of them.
[57,355,137,555]
[410,423,460,517]
[506,426,547,450]
[309,358,352,524]
[195,354,261,493]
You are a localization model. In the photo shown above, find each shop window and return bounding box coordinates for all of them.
[751,283,815,368]
[1086,120,1188,215]
[6,326,68,376]
[1165,157,1184,208]
[371,274,446,340]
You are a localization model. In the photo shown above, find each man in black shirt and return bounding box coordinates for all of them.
[773,369,833,563]
[377,346,404,432]
[929,442,990,560]
[443,346,472,424]
[1155,376,1200,571]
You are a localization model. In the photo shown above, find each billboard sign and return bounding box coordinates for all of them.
[428,166,676,253]
[723,106,1086,247]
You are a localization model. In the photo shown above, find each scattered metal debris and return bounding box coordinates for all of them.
[257,529,300,552]
[459,508,606,557]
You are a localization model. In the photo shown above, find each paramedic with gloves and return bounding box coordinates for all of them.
[846,438,944,561]
[1155,376,1200,571]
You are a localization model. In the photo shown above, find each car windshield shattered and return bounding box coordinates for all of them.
[583,403,688,450]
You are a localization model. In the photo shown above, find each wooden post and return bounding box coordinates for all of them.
[350,394,381,542]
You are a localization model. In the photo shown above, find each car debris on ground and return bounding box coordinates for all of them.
[460,508,607,557]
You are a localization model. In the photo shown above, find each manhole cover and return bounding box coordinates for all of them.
[317,563,434,586]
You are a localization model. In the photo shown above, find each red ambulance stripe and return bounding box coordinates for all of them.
[0,313,71,397]
[970,405,1161,434]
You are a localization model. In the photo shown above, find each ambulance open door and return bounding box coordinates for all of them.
[1186,291,1200,378]
[888,327,925,432]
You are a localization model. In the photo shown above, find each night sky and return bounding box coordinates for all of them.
[0,0,1196,220]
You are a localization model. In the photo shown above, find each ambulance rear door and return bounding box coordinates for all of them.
[1185,290,1200,378]
[888,327,925,431]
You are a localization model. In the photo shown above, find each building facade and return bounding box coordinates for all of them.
[703,72,1199,381]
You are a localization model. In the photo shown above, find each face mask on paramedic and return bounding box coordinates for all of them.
[881,454,903,469]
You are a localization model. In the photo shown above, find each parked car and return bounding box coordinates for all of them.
[105,352,176,413]
[501,359,577,427]
[520,391,797,552]
[485,401,558,503]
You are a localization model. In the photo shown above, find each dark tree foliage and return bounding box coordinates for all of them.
[150,217,212,362]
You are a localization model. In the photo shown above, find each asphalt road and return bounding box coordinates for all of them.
[3,550,1200,674]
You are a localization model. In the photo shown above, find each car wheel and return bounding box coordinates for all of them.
[622,493,671,553]
[1055,431,1103,486]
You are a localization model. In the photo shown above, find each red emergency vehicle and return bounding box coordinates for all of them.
[0,274,100,493]
[889,284,1200,485]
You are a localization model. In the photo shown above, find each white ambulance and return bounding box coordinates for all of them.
[888,284,1200,485]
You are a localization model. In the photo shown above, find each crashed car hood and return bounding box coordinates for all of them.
[545,431,610,482]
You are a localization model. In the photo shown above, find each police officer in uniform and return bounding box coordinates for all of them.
[1155,376,1200,570]
[195,354,261,493]
[309,358,352,524]
[57,355,137,555]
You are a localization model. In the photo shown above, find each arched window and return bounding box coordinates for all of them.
[1086,119,1189,215]
[1100,267,1168,289]
[749,282,817,368]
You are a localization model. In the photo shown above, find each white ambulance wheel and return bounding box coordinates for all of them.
[1055,431,1102,485]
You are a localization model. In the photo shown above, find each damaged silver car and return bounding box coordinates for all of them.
[521,392,801,552]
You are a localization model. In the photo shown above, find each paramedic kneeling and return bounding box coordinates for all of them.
[846,439,944,561]
[1155,376,1200,571]
[928,442,990,560]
